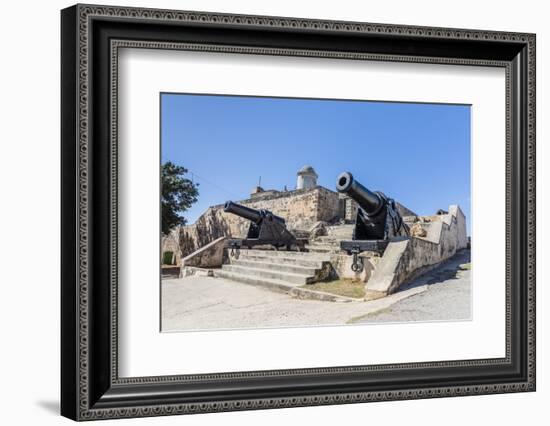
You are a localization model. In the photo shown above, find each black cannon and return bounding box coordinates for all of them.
[336,172,409,271]
[223,201,304,252]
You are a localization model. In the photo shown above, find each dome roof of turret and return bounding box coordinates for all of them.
[297,165,318,176]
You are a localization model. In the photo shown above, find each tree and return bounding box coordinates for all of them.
[161,162,199,235]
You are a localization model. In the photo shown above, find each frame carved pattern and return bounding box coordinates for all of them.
[69,4,535,420]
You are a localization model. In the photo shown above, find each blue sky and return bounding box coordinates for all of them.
[161,93,471,233]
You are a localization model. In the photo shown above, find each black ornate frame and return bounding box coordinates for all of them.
[61,4,536,421]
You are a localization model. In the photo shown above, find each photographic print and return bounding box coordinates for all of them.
[160,93,471,332]
[61,6,535,419]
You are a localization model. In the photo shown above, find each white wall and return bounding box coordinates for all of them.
[0,0,546,425]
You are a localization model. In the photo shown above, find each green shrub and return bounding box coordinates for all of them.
[162,251,174,265]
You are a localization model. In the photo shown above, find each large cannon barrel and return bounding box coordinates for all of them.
[224,201,285,224]
[224,201,262,223]
[336,172,383,216]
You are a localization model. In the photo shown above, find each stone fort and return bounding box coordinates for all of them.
[163,165,467,301]
[162,165,415,265]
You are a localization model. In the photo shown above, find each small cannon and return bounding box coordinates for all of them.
[223,201,304,253]
[336,172,409,271]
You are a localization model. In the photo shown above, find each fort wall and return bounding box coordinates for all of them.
[165,186,343,260]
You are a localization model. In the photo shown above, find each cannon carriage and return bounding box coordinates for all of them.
[223,201,306,252]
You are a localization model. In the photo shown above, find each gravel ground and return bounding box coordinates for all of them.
[352,249,471,324]
[161,249,471,332]
[161,276,427,332]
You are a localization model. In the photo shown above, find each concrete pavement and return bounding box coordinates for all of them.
[351,249,471,324]
[161,249,471,332]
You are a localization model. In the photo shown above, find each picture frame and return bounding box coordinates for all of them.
[61,3,536,421]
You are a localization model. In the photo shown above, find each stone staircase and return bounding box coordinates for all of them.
[326,224,354,239]
[216,224,355,293]
[304,238,341,254]
[305,224,354,253]
[216,249,332,293]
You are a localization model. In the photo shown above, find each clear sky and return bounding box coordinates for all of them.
[161,93,471,233]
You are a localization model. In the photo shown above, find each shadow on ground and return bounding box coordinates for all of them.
[352,249,472,324]
[400,249,471,291]
[35,400,59,416]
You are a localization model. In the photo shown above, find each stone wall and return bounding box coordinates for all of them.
[181,236,227,270]
[161,227,180,265]
[364,205,468,300]
[315,187,341,223]
[171,186,343,260]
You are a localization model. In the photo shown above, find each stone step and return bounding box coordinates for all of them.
[233,248,331,260]
[309,241,342,248]
[326,225,354,238]
[235,251,328,267]
[315,235,340,243]
[326,232,353,240]
[216,270,296,293]
[221,264,314,285]
[305,244,340,253]
[232,259,319,276]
